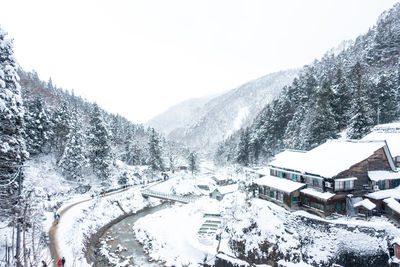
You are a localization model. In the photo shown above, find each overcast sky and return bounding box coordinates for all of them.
[0,0,399,123]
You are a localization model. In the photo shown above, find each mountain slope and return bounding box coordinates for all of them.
[148,69,299,152]
[147,95,217,136]
[215,2,400,165]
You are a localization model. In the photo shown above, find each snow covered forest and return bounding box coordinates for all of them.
[215,3,400,166]
[0,25,190,266]
[2,2,400,267]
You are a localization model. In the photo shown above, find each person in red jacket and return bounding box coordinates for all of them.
[57,258,62,267]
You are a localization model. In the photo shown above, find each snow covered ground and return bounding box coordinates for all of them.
[56,186,158,266]
[3,154,400,266]
[0,154,158,266]
[131,188,400,266]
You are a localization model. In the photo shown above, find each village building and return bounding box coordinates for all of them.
[383,197,400,222]
[211,175,230,186]
[365,186,400,218]
[255,140,396,215]
[390,237,400,266]
[362,123,400,167]
[210,183,238,201]
[254,175,306,208]
[353,198,376,219]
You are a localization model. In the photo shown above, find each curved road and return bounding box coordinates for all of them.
[48,187,133,266]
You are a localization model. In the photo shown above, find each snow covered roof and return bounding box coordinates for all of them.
[300,188,335,201]
[363,132,400,157]
[392,237,400,245]
[368,171,400,182]
[269,140,394,178]
[354,199,376,210]
[370,122,400,132]
[255,167,270,176]
[215,184,238,195]
[254,176,306,193]
[366,187,400,200]
[384,197,400,214]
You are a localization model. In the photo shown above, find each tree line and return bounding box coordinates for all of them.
[215,3,400,166]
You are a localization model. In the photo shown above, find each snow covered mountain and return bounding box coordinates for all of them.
[147,95,217,136]
[148,69,299,152]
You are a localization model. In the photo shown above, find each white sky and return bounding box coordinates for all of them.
[0,0,399,123]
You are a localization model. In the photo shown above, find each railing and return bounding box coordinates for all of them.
[141,189,198,204]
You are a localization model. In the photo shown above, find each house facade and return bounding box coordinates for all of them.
[254,176,305,208]
[255,140,397,216]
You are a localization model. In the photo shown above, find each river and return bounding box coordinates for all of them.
[98,203,169,266]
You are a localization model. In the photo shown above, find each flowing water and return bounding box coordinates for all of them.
[99,203,169,266]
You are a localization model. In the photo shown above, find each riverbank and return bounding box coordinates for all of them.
[53,186,157,266]
[85,203,168,266]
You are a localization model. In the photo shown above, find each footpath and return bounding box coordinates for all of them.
[48,187,133,267]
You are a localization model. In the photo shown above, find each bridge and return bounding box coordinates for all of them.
[141,189,198,204]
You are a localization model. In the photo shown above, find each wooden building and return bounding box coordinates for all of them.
[210,184,238,201]
[362,123,400,168]
[259,140,397,216]
[254,176,306,209]
[299,188,345,216]
[353,198,376,219]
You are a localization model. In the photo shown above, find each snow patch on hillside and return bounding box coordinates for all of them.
[226,107,249,138]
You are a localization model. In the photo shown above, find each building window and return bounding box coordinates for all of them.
[345,180,351,190]
[302,197,310,207]
[292,196,299,202]
[335,180,354,191]
[312,178,320,187]
[292,174,297,181]
[311,201,323,211]
[336,203,342,211]
[326,205,334,212]
[277,192,283,201]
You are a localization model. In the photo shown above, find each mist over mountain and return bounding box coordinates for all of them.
[148,69,299,153]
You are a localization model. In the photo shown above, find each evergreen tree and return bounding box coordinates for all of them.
[331,67,351,130]
[24,97,53,155]
[236,128,250,166]
[187,151,198,175]
[51,101,71,159]
[347,62,374,139]
[87,103,112,179]
[0,27,28,217]
[58,110,87,180]
[309,79,338,146]
[148,128,164,173]
[375,74,398,124]
[124,140,143,166]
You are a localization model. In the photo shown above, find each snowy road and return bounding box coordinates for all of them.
[48,186,138,266]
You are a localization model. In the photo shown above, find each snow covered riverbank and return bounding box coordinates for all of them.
[132,190,400,266]
[56,186,159,266]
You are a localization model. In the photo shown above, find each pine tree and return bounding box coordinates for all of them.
[309,79,338,147]
[51,101,71,159]
[187,151,198,175]
[331,67,351,130]
[236,128,250,166]
[124,140,143,166]
[24,97,53,155]
[58,110,87,180]
[0,27,28,217]
[87,103,112,179]
[347,62,374,139]
[375,74,398,124]
[148,128,164,173]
